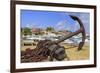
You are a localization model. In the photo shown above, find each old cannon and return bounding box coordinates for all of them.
[21,15,86,62]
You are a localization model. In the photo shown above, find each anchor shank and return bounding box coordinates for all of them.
[56,29,82,44]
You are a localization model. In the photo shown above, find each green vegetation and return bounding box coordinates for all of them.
[46,27,54,32]
[21,27,32,36]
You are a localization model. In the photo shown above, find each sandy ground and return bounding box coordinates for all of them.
[64,45,89,60]
[21,43,89,61]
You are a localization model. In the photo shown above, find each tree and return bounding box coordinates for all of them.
[22,27,32,36]
[46,27,54,32]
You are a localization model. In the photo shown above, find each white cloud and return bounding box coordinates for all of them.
[25,23,36,28]
[56,20,66,26]
[55,20,66,30]
[55,20,74,31]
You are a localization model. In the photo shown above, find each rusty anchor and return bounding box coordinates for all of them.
[43,15,86,61]
[21,15,86,62]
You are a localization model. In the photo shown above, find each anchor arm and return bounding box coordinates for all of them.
[70,15,86,51]
[55,15,86,51]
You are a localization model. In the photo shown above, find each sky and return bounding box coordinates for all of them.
[20,10,90,34]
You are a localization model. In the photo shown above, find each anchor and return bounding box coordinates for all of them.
[21,15,86,62]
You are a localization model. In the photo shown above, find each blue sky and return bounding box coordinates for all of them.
[20,10,90,34]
